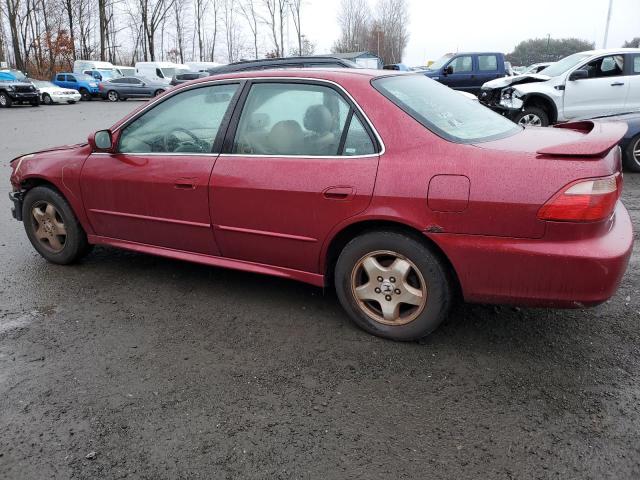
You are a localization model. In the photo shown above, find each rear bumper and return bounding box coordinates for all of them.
[432,201,633,307]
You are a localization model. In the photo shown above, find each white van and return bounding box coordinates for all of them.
[114,65,136,77]
[135,62,190,84]
[184,61,224,72]
[73,60,120,81]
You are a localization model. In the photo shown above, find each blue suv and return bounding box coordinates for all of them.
[53,73,99,100]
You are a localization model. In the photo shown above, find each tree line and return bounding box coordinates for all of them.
[0,0,312,76]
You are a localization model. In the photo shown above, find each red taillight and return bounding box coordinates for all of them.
[537,174,621,222]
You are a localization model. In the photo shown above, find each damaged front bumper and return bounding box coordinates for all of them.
[9,190,25,221]
[479,88,523,117]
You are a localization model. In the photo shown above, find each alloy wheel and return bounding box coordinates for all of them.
[633,138,640,165]
[31,201,67,253]
[108,91,118,102]
[350,250,427,326]
[0,94,7,106]
[518,114,542,127]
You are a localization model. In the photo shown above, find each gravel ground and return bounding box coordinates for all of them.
[0,100,639,480]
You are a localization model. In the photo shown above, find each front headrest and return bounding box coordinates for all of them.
[303,104,333,135]
[268,120,304,155]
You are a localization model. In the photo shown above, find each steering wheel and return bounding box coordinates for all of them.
[163,127,204,153]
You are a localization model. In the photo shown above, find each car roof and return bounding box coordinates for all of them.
[578,48,640,56]
[190,67,400,86]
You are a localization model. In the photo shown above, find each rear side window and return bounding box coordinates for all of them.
[232,82,375,156]
[448,56,472,73]
[634,56,640,74]
[56,74,65,81]
[343,115,376,155]
[68,75,76,82]
[373,74,521,143]
[478,55,498,71]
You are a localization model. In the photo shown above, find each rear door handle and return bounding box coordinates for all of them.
[611,82,625,86]
[323,186,354,200]
[174,177,198,190]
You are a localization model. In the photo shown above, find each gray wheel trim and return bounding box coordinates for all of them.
[43,94,51,104]
[108,91,118,101]
[518,113,542,126]
[633,137,640,165]
[0,93,7,106]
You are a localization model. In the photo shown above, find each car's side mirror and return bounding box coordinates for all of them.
[444,65,454,75]
[89,130,113,151]
[569,69,589,81]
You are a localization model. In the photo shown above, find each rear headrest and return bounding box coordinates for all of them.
[304,104,333,135]
[247,112,270,131]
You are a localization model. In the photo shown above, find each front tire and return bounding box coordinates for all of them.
[0,91,13,107]
[22,186,91,265]
[623,134,640,172]
[154,89,164,97]
[107,90,119,102]
[42,93,52,105]
[512,106,549,127]
[334,231,452,341]
[79,88,90,101]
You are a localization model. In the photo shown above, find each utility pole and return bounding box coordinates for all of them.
[603,0,613,48]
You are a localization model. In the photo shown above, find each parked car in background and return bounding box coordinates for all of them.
[522,62,554,74]
[74,60,121,81]
[170,71,208,86]
[479,48,640,126]
[0,71,39,107]
[32,80,81,105]
[184,61,224,72]
[135,62,190,85]
[383,63,411,71]
[99,76,167,101]
[580,111,640,172]
[53,73,99,100]
[82,68,120,82]
[114,65,136,77]
[206,56,361,75]
[8,70,632,341]
[421,52,509,94]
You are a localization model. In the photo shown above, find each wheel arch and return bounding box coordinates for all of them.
[322,219,462,298]
[522,93,558,124]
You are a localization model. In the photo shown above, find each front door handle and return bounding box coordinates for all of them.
[323,186,354,200]
[611,82,625,86]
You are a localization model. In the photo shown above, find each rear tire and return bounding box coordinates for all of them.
[334,231,452,341]
[22,186,91,265]
[79,88,90,101]
[623,134,640,172]
[107,90,119,102]
[154,89,164,97]
[512,106,549,127]
[0,91,13,107]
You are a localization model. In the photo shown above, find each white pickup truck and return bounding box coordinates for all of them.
[479,48,640,126]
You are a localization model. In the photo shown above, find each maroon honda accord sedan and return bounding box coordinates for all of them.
[8,69,633,341]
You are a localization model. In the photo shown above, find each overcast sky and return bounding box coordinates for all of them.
[302,0,639,66]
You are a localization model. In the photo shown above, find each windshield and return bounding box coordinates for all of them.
[98,69,118,79]
[540,52,592,77]
[425,55,453,71]
[373,74,522,143]
[160,68,187,78]
[33,80,55,88]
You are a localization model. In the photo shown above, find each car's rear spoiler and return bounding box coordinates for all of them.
[536,120,627,157]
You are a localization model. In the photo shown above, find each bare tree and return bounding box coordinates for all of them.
[172,0,185,63]
[138,0,176,61]
[289,0,302,56]
[333,0,370,53]
[261,0,287,57]
[5,0,24,70]
[238,0,258,59]
[372,0,408,64]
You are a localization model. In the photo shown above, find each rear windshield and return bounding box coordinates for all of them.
[372,74,521,143]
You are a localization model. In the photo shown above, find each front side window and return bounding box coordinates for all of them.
[373,74,521,143]
[633,55,640,74]
[68,75,76,82]
[478,55,498,71]
[233,82,358,156]
[118,83,239,154]
[56,74,65,81]
[448,56,472,73]
[583,55,624,78]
